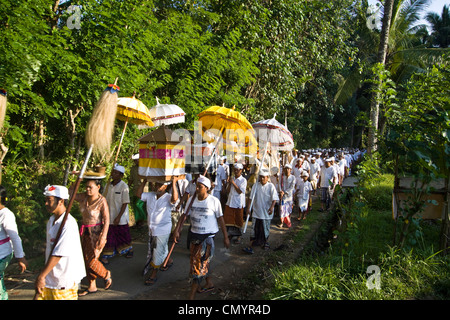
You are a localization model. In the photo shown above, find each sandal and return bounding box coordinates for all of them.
[78,289,98,297]
[242,247,254,254]
[104,271,112,290]
[125,250,134,258]
[197,286,215,293]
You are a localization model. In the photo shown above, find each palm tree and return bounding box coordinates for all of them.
[368,0,394,154]
[335,0,448,149]
[425,4,450,48]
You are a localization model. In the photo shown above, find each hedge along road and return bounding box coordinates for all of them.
[5,195,332,300]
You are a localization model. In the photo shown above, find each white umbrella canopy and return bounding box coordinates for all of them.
[149,97,185,126]
[252,113,294,151]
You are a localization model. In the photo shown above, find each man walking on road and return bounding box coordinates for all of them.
[173,175,229,300]
[35,185,85,300]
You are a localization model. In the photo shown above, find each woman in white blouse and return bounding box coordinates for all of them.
[0,186,27,300]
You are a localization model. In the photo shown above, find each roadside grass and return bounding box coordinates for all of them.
[265,174,450,300]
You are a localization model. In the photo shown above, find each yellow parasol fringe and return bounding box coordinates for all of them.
[85,79,119,156]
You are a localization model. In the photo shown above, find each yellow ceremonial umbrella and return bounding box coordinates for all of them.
[198,105,256,160]
[113,95,154,162]
[117,95,154,127]
[198,105,254,134]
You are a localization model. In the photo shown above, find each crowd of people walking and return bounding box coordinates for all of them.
[0,147,365,300]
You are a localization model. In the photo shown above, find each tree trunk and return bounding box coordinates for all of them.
[63,106,83,186]
[439,176,449,255]
[38,118,45,161]
[367,0,395,155]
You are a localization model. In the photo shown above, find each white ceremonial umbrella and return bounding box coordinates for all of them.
[149,97,185,126]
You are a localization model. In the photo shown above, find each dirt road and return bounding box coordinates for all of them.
[5,197,330,300]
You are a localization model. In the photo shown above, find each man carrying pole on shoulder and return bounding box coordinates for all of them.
[173,175,229,300]
[35,185,85,300]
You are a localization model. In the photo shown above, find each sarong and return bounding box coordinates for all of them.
[298,196,309,212]
[142,232,170,276]
[250,218,271,247]
[189,233,215,284]
[224,206,244,237]
[102,224,133,258]
[0,253,12,300]
[280,200,293,227]
[81,227,109,281]
[35,285,78,300]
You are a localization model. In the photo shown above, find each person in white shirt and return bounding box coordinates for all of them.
[137,176,179,285]
[224,163,247,244]
[318,159,338,212]
[173,175,229,300]
[213,159,227,201]
[292,158,303,180]
[295,171,313,220]
[102,164,133,263]
[309,157,321,193]
[314,152,324,168]
[243,169,279,254]
[338,154,348,184]
[279,164,296,228]
[35,185,86,300]
[301,155,310,176]
[0,186,27,300]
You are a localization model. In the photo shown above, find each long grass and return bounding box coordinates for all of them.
[266,174,450,300]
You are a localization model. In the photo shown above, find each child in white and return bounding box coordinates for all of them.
[295,171,313,220]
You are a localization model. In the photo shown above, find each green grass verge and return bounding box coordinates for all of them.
[265,174,450,300]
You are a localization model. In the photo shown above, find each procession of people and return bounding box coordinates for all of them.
[0,145,365,300]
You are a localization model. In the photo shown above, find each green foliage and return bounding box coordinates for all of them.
[267,174,448,300]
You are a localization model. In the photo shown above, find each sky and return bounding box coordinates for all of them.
[368,0,450,29]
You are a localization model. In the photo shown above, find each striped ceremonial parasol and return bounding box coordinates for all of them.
[149,97,185,126]
[243,114,294,233]
[252,114,294,151]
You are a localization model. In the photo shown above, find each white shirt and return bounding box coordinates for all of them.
[301,160,310,172]
[320,166,338,188]
[45,213,86,289]
[281,174,296,202]
[171,178,189,210]
[141,192,173,236]
[249,182,279,220]
[105,180,130,225]
[292,164,303,179]
[338,159,347,176]
[226,175,247,208]
[310,162,321,181]
[295,178,313,200]
[0,207,25,260]
[186,195,223,235]
[214,165,227,191]
[186,180,197,196]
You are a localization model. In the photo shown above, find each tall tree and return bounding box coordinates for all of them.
[425,4,450,48]
[367,0,395,154]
